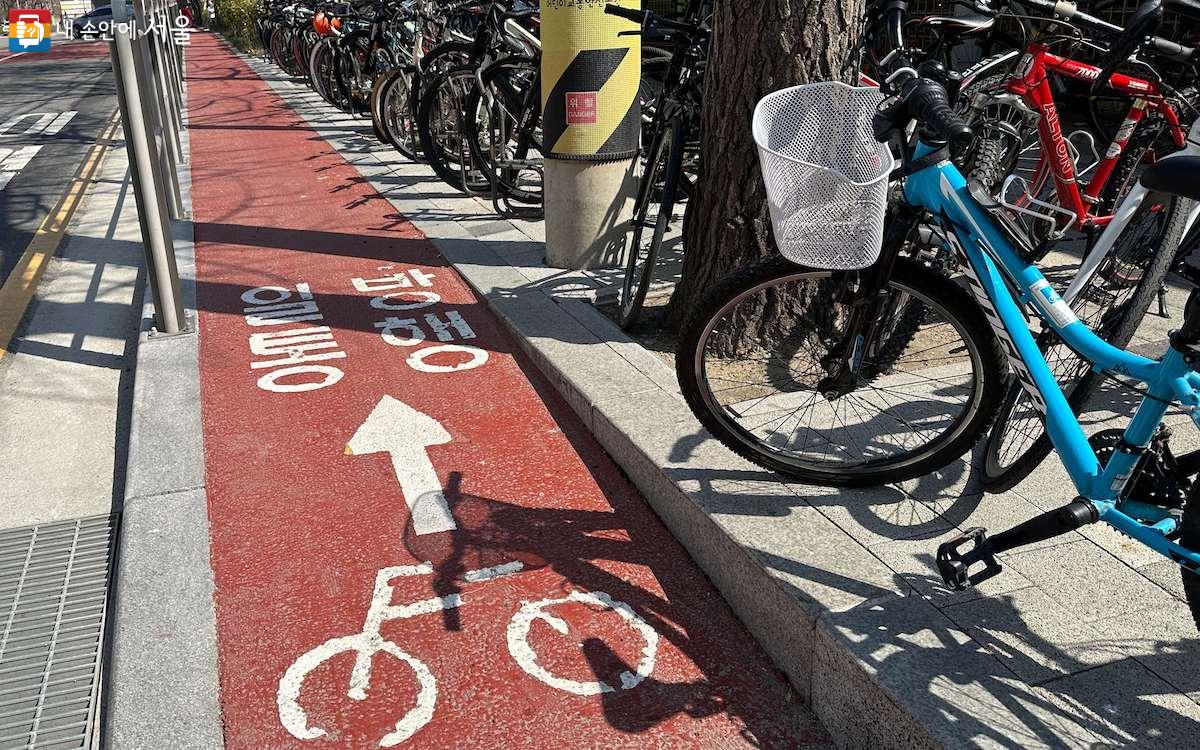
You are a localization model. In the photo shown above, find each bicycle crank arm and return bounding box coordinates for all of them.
[937,499,1099,590]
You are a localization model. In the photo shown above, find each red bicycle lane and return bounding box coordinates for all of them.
[186,34,826,749]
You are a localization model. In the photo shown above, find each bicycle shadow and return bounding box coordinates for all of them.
[394,463,829,746]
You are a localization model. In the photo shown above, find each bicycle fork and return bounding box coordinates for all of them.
[817,212,914,398]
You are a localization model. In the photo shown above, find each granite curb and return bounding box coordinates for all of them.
[102,76,225,749]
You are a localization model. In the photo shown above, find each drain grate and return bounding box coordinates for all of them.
[0,515,119,750]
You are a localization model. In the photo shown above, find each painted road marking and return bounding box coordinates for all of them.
[0,110,118,357]
[0,110,77,138]
[241,283,348,393]
[355,268,490,373]
[278,561,657,747]
[346,396,457,535]
[0,52,27,64]
[0,146,41,191]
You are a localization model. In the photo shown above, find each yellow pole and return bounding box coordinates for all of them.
[540,0,642,270]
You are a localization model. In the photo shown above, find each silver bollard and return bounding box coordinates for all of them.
[110,0,186,334]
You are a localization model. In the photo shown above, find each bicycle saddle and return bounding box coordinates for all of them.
[921,12,994,35]
[1140,155,1200,202]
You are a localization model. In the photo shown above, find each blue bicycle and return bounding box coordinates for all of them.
[676,0,1200,626]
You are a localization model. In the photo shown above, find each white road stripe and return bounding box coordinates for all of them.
[0,145,44,192]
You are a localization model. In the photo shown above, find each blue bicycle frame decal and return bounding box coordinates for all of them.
[904,142,1200,572]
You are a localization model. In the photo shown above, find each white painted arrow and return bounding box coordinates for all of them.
[346,396,457,535]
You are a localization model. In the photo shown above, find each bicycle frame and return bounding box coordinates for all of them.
[906,142,1200,573]
[1062,116,1200,303]
[1005,43,1187,230]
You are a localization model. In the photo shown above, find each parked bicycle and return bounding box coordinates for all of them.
[677,0,1199,488]
[953,0,1200,491]
[685,0,1200,630]
[605,1,709,329]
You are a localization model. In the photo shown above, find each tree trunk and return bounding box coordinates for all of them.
[666,0,864,329]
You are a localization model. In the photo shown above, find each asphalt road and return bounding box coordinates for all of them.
[0,40,114,287]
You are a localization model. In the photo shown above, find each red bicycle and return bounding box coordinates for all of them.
[979,41,1189,230]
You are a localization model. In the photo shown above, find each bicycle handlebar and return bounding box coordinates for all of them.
[603,3,705,37]
[1016,0,1196,64]
[906,76,973,146]
[871,5,973,148]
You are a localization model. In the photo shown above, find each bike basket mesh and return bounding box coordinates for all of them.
[753,82,894,270]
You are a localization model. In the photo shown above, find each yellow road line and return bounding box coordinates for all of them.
[0,109,122,358]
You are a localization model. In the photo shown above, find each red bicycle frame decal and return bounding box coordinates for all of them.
[1004,43,1185,229]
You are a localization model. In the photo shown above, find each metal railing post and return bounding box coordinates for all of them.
[110,0,186,334]
[153,4,185,122]
[144,8,185,177]
[128,0,185,221]
[162,6,186,115]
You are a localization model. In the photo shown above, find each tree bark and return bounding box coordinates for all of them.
[666,0,864,329]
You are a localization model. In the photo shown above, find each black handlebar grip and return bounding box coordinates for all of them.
[1092,0,1163,95]
[907,78,973,147]
[603,3,646,23]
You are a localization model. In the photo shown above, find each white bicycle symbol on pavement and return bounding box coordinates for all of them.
[277,561,660,747]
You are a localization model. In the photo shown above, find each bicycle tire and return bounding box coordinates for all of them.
[1180,484,1200,632]
[270,28,296,75]
[333,44,365,113]
[373,65,424,160]
[370,66,399,146]
[465,56,543,205]
[618,117,684,329]
[676,255,1005,486]
[981,190,1191,492]
[416,64,491,194]
[309,39,345,109]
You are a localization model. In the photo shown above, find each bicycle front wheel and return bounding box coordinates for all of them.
[416,64,490,194]
[374,65,422,161]
[465,56,543,205]
[676,255,1005,486]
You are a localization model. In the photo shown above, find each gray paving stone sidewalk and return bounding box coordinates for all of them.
[238,42,1200,748]
[0,140,141,530]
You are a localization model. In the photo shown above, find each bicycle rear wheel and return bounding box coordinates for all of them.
[676,255,1005,486]
[618,116,685,329]
[465,56,543,205]
[416,64,490,194]
[981,190,1190,491]
[374,65,423,160]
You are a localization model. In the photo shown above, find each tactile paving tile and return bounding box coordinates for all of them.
[0,515,118,749]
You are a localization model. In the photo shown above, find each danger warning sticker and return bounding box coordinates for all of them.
[566,92,598,125]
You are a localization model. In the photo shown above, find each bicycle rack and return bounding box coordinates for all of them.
[490,157,544,220]
[999,174,1078,241]
[1067,129,1101,177]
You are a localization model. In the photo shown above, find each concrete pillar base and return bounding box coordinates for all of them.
[543,158,637,270]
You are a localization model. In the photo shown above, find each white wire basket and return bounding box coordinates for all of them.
[753,82,895,270]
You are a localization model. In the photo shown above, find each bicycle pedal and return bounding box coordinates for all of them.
[936,527,1002,591]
